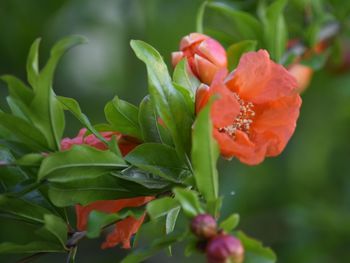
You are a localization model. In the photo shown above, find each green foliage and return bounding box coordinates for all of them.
[105,96,143,140]
[125,143,190,183]
[192,102,219,214]
[258,0,288,61]
[237,231,277,263]
[38,145,126,182]
[130,40,193,163]
[173,58,200,99]
[227,40,257,70]
[219,213,240,232]
[173,188,204,218]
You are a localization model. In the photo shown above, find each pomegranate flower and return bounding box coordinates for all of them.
[196,50,302,165]
[61,128,153,249]
[172,33,227,85]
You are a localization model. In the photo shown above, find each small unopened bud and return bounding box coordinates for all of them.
[191,214,217,239]
[172,33,227,85]
[206,234,244,263]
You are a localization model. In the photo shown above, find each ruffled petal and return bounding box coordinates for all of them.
[226,50,297,104]
[251,94,302,157]
[210,73,240,129]
[101,214,146,249]
[213,130,266,165]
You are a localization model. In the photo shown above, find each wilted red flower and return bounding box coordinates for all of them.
[172,33,227,85]
[75,197,154,249]
[196,50,302,165]
[61,128,153,249]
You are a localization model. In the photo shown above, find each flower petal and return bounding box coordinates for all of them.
[198,38,227,67]
[226,50,297,104]
[101,215,146,249]
[251,94,302,157]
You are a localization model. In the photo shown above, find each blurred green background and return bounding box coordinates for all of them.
[0,0,349,262]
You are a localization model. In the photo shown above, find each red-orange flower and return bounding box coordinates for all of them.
[61,129,153,249]
[75,197,154,249]
[172,33,227,85]
[196,50,302,165]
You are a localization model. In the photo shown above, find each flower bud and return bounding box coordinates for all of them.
[206,234,244,263]
[288,64,314,93]
[172,33,227,85]
[191,214,217,239]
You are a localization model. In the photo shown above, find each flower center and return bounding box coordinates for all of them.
[218,93,255,137]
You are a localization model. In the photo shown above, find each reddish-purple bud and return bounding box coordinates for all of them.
[191,214,218,239]
[171,33,227,85]
[206,234,244,263]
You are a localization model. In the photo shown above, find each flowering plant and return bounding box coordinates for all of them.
[0,0,346,262]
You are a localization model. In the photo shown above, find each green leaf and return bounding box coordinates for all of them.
[47,175,157,207]
[0,241,64,253]
[105,96,142,140]
[259,0,287,61]
[113,167,171,189]
[173,188,204,218]
[121,231,188,263]
[192,102,219,210]
[125,143,190,182]
[196,1,208,33]
[130,40,193,163]
[0,75,34,106]
[173,58,200,98]
[26,38,41,88]
[58,96,108,144]
[204,2,262,46]
[0,195,53,224]
[29,35,87,150]
[138,95,163,143]
[15,153,44,167]
[0,112,49,151]
[42,214,67,248]
[38,145,127,182]
[86,207,144,238]
[237,231,277,263]
[220,213,240,232]
[147,197,180,220]
[227,40,257,70]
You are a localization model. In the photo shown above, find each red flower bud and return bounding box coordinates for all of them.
[206,234,244,263]
[191,214,217,239]
[172,33,227,85]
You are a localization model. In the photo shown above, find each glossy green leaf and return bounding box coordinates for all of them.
[42,214,67,248]
[173,58,200,98]
[0,112,48,151]
[47,175,157,207]
[29,35,87,150]
[105,96,142,139]
[0,75,34,106]
[38,145,126,182]
[26,38,41,88]
[86,207,144,238]
[192,102,219,210]
[220,213,240,232]
[0,195,53,224]
[58,96,107,144]
[227,40,257,70]
[138,95,162,143]
[125,143,190,182]
[204,2,262,46]
[259,0,287,61]
[130,40,193,163]
[196,1,208,33]
[173,188,204,218]
[237,231,277,263]
[147,197,180,220]
[113,167,171,189]
[15,153,44,167]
